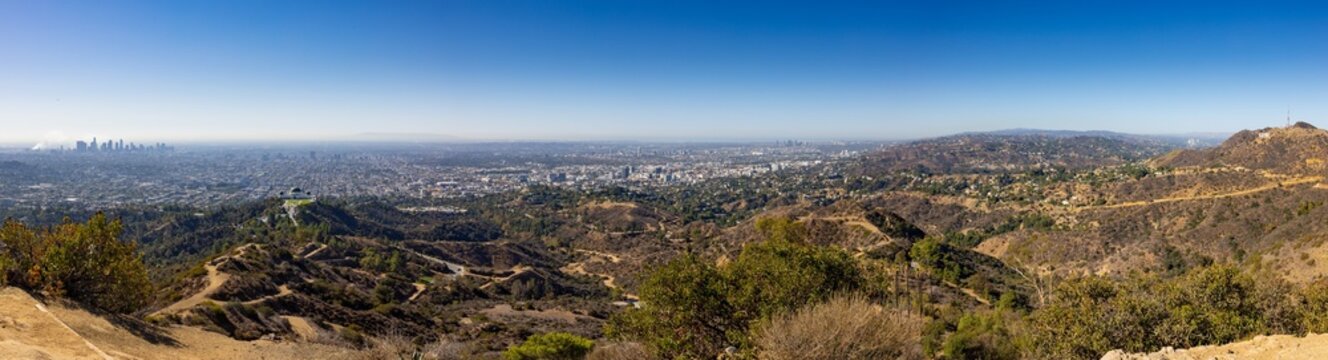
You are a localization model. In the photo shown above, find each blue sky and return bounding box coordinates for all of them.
[2,0,1327,143]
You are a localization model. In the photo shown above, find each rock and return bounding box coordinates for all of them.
[1100,349,1126,360]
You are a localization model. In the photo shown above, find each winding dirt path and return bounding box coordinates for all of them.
[574,249,622,263]
[241,285,292,306]
[398,246,530,292]
[154,244,277,315]
[798,215,884,235]
[478,265,534,290]
[561,249,638,300]
[155,260,231,315]
[399,247,476,280]
[1080,175,1325,211]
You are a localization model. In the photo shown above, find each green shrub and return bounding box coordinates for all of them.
[942,311,1020,360]
[1028,265,1289,358]
[0,214,153,313]
[605,254,737,359]
[909,237,971,283]
[1298,282,1328,333]
[609,218,865,359]
[504,332,594,360]
[725,230,863,324]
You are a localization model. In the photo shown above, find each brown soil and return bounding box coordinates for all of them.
[1,287,351,360]
[1103,333,1328,360]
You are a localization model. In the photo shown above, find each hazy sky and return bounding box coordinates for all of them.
[2,1,1327,144]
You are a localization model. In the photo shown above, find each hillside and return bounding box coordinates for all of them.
[1154,122,1328,174]
[834,123,1328,285]
[12,125,1328,359]
[143,199,619,354]
[0,287,349,360]
[855,133,1179,175]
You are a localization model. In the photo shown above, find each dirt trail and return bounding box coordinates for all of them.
[400,247,477,280]
[281,316,319,340]
[303,243,328,259]
[574,249,622,263]
[400,246,532,292]
[561,249,638,301]
[240,285,292,306]
[407,283,427,303]
[156,244,278,315]
[941,281,991,306]
[0,288,112,359]
[3,287,349,360]
[798,215,884,235]
[155,260,232,315]
[1082,176,1325,211]
[282,202,302,226]
[478,265,534,290]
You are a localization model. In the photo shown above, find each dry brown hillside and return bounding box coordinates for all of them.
[1153,122,1328,174]
[0,287,350,360]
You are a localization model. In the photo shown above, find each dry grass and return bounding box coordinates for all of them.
[329,331,473,360]
[587,342,655,360]
[755,295,925,360]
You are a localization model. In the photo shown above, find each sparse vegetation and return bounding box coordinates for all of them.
[608,218,865,359]
[755,295,924,360]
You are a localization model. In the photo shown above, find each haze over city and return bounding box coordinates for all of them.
[16,2,1328,359]
[3,0,1326,145]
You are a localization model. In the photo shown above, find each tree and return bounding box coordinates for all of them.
[606,254,737,359]
[0,219,43,288]
[910,237,970,283]
[504,332,594,360]
[42,213,154,313]
[609,218,865,358]
[0,214,153,313]
[725,233,863,325]
[942,311,1020,360]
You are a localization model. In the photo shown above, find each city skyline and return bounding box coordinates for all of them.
[3,1,1327,143]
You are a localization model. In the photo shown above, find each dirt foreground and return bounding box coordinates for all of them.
[0,287,352,360]
[1102,333,1328,360]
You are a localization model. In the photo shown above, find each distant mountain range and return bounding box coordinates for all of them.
[973,128,1230,147]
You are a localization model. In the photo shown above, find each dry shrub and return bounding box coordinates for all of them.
[755,295,925,360]
[587,342,654,360]
[331,331,471,360]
